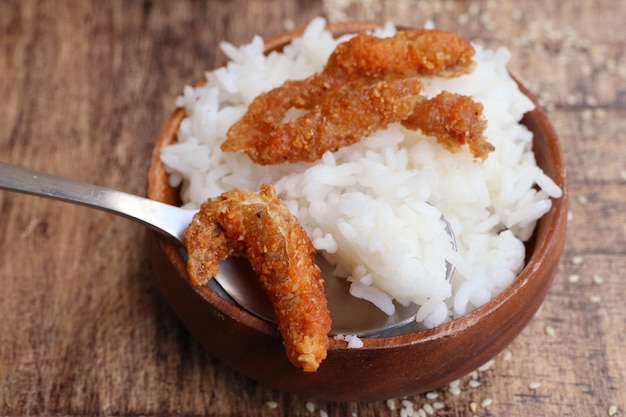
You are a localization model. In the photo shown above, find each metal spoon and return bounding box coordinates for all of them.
[0,161,455,337]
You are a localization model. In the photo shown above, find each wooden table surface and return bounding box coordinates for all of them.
[1,1,625,416]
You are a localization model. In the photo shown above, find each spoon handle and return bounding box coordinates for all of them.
[0,161,194,243]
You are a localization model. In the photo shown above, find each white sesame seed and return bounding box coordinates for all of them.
[449,379,461,388]
[567,210,574,221]
[568,274,580,283]
[571,256,585,265]
[417,408,427,417]
[593,274,604,285]
[529,382,542,389]
[502,350,512,361]
[386,399,396,410]
[481,398,493,408]
[423,403,434,415]
[478,359,495,372]
[306,401,316,412]
[585,95,598,106]
[319,410,329,417]
[402,399,414,407]
[468,379,482,388]
[608,404,618,416]
[425,392,438,400]
[590,295,602,303]
[545,326,556,337]
[469,401,478,413]
[576,195,589,204]
[433,402,445,410]
[449,386,462,395]
[266,401,278,409]
[469,371,479,380]
[566,94,578,105]
[283,19,296,31]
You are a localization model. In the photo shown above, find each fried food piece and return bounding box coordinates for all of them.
[402,91,492,159]
[184,184,331,372]
[232,77,423,164]
[325,29,476,79]
[221,29,478,163]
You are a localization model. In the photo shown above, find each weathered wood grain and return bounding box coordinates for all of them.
[1,0,624,416]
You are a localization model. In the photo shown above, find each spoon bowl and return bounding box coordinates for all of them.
[0,161,435,336]
[146,22,568,401]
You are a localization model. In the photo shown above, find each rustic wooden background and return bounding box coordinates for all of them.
[1,0,625,416]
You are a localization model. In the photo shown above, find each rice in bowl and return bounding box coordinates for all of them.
[160,17,563,330]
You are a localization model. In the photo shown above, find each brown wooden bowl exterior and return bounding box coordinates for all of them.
[146,23,568,401]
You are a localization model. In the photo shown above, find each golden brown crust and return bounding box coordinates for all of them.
[402,91,492,159]
[221,29,490,165]
[184,184,331,372]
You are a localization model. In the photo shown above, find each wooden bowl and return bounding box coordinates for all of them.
[146,22,568,401]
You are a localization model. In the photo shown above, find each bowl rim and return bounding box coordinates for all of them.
[147,21,569,352]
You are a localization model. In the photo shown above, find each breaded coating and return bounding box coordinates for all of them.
[184,184,331,372]
[324,29,476,79]
[402,91,492,159]
[221,29,488,164]
[234,77,423,164]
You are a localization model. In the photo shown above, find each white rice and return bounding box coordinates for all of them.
[161,17,562,329]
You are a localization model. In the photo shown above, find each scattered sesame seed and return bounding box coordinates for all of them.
[469,371,479,380]
[478,359,496,372]
[433,401,445,410]
[529,382,542,390]
[481,398,493,408]
[568,274,580,283]
[502,350,513,361]
[567,210,574,221]
[402,399,414,408]
[590,295,602,303]
[423,403,434,415]
[566,94,578,105]
[620,170,626,181]
[386,399,396,411]
[608,404,618,416]
[425,392,438,400]
[449,386,462,396]
[283,19,296,31]
[306,401,316,412]
[571,256,585,265]
[585,95,598,106]
[468,379,482,388]
[593,274,604,285]
[545,325,556,337]
[469,401,478,413]
[449,379,461,388]
[319,409,329,417]
[266,401,278,409]
[576,195,589,205]
[417,408,427,417]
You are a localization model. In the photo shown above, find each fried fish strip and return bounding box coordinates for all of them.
[233,77,423,164]
[402,91,492,159]
[324,29,476,79]
[221,29,479,163]
[184,184,331,372]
